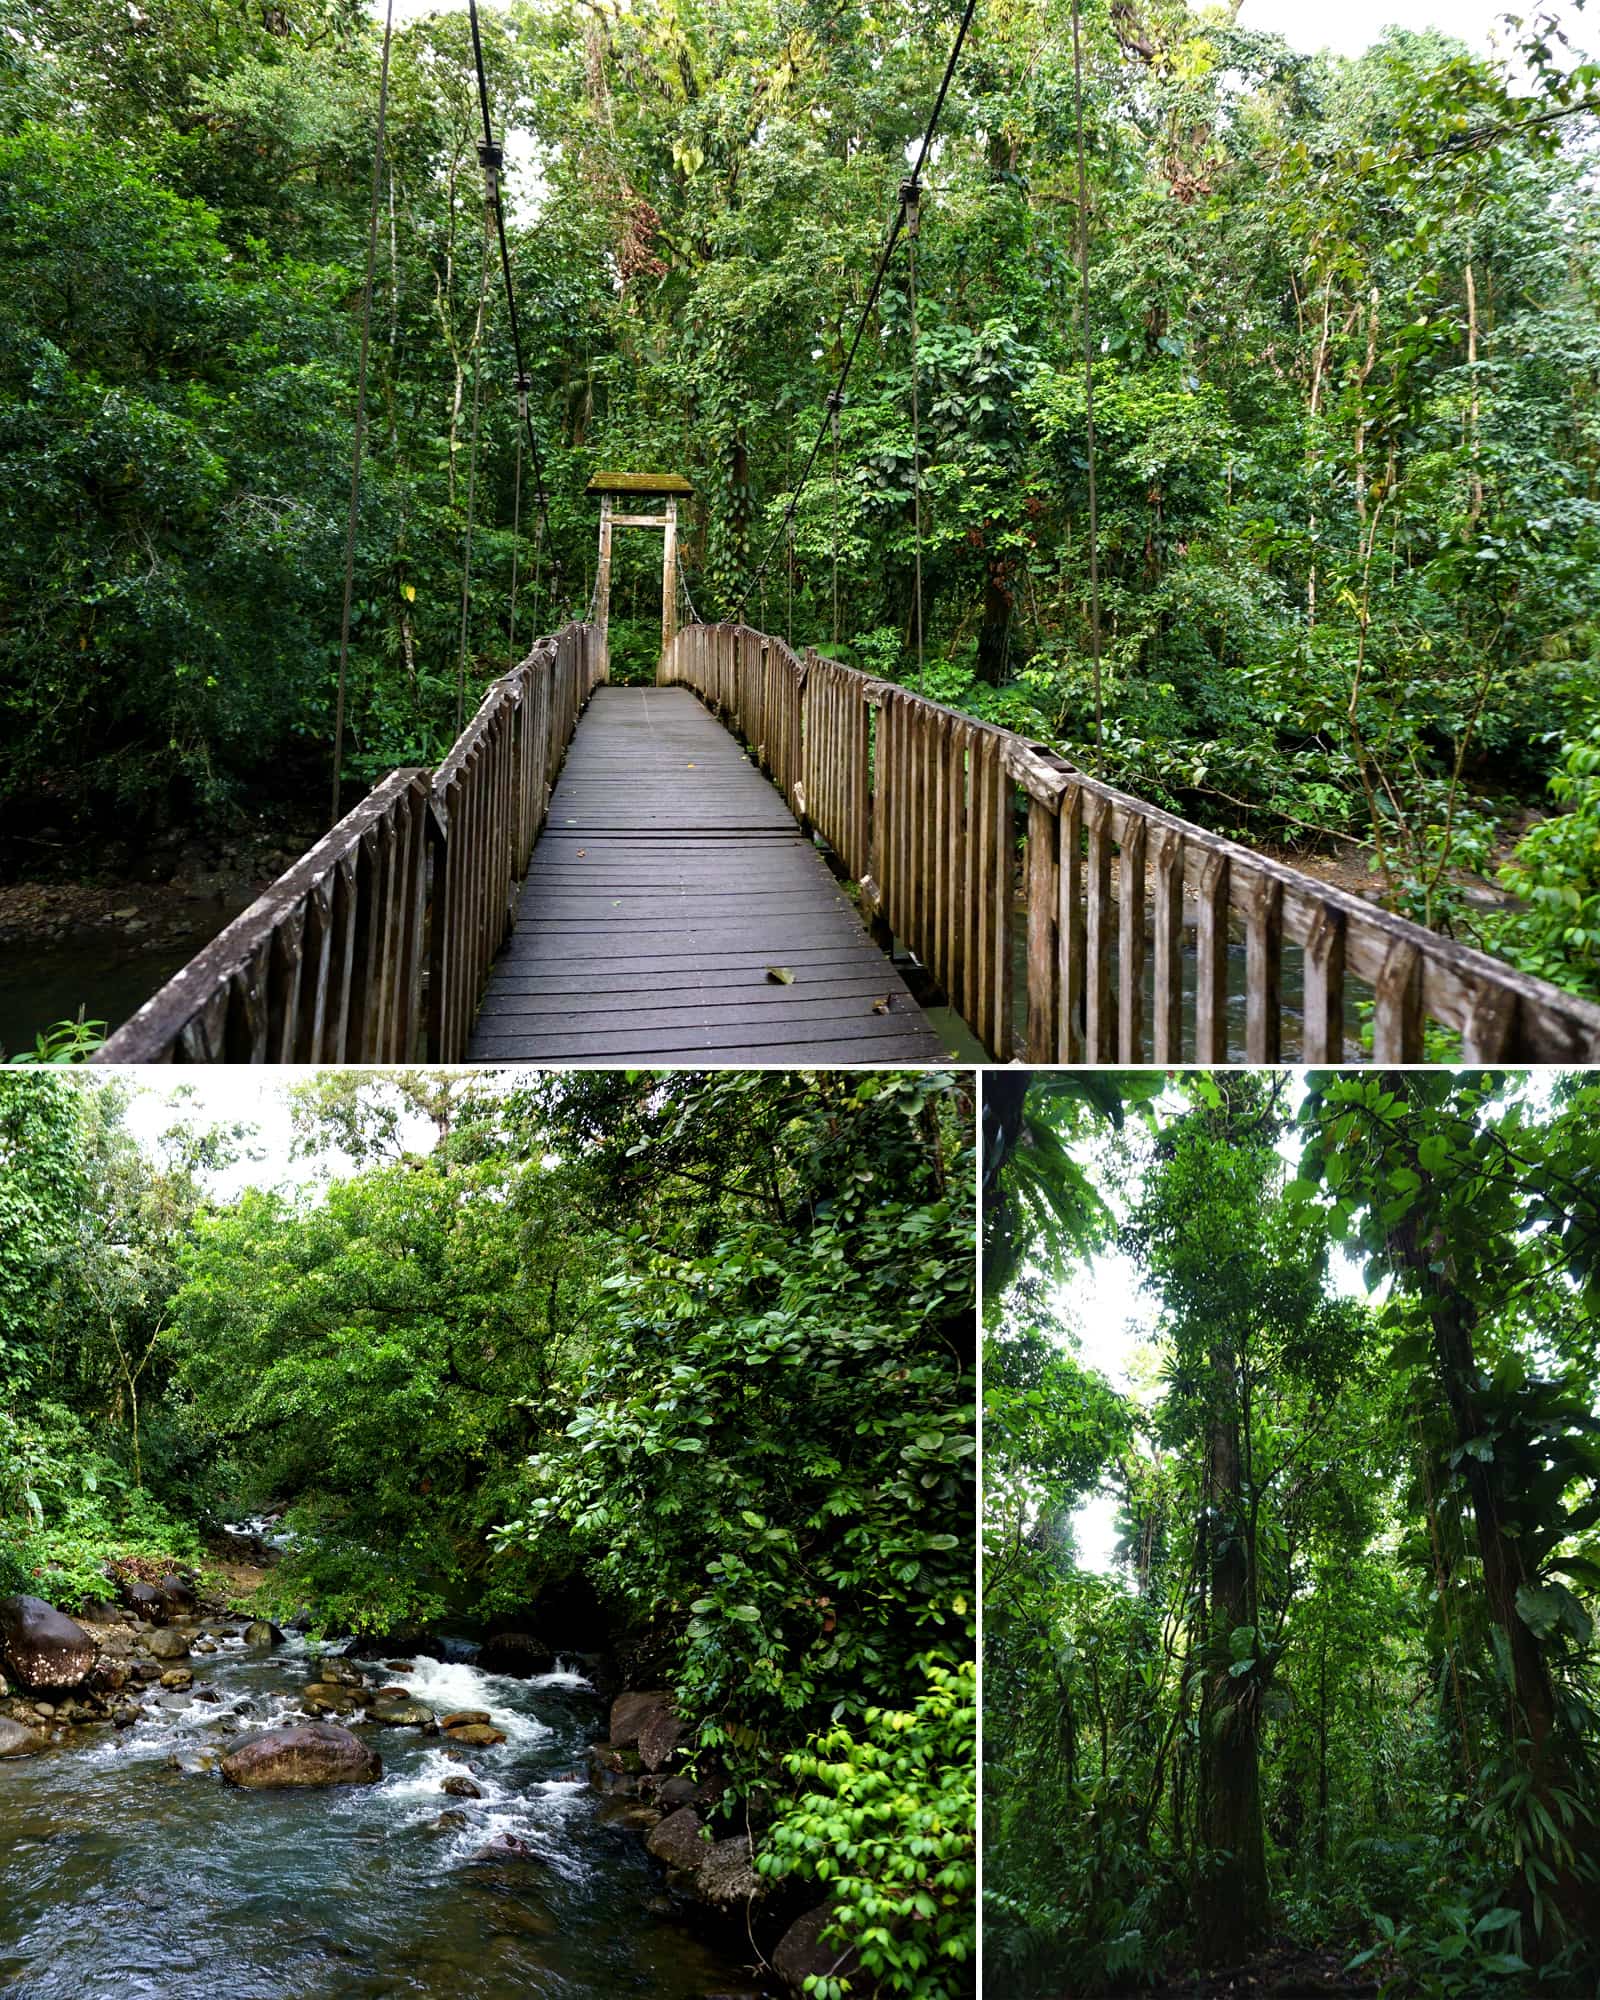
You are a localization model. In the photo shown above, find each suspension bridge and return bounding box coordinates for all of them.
[88,0,1600,1067]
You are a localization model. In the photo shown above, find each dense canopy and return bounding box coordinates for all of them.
[2,0,1599,997]
[984,1068,1600,1996]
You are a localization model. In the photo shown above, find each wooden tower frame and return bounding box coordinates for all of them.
[585,472,694,670]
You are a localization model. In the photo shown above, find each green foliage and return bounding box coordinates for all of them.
[759,1657,977,2000]
[493,1071,976,1776]
[986,1069,1600,1994]
[0,1401,204,1610]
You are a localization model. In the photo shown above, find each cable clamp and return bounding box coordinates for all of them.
[900,177,922,236]
[478,137,503,204]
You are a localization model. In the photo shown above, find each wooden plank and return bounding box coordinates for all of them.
[470,685,943,1061]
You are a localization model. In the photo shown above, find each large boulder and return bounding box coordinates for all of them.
[0,1596,96,1690]
[0,1716,45,1757]
[144,1628,190,1661]
[475,1631,555,1676]
[220,1723,381,1789]
[242,1620,284,1648]
[773,1905,864,1996]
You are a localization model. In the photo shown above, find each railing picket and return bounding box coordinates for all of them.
[1057,788,1084,1063]
[1373,939,1424,1063]
[1151,826,1184,1064]
[1302,905,1346,1063]
[1195,850,1231,1063]
[1118,815,1147,1063]
[1084,795,1114,1062]
[1245,874,1283,1063]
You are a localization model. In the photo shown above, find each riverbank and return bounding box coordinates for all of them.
[0,1577,801,1999]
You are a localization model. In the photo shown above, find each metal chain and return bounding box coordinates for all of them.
[330,0,396,827]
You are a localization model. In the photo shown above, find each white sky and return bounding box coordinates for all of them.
[375,0,1557,70]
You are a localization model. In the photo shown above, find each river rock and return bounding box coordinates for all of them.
[0,1596,97,1690]
[772,1904,864,1996]
[302,1685,365,1718]
[369,1700,436,1729]
[637,1703,683,1772]
[434,1809,470,1833]
[443,1723,506,1747]
[440,1709,491,1729]
[609,1690,672,1750]
[220,1722,381,1789]
[441,1775,483,1798]
[699,1832,763,1908]
[156,1576,198,1618]
[116,1579,168,1623]
[160,1668,193,1690]
[646,1806,707,1872]
[314,1659,366,1687]
[145,1629,190,1661]
[243,1621,285,1648]
[474,1631,555,1676]
[0,1716,44,1757]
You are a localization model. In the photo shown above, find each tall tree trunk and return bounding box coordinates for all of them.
[975,560,1011,684]
[1384,1075,1599,1950]
[1198,1377,1270,1960]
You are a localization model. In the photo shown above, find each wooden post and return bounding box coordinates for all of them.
[595,494,614,676]
[661,498,678,658]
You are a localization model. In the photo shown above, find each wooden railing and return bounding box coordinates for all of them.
[95,622,604,1064]
[661,622,1600,1064]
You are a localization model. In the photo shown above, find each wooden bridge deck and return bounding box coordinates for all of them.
[468,686,948,1063]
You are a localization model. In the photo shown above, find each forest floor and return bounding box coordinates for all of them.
[1148,1937,1378,1998]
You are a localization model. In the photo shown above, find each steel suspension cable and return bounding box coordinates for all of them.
[507,373,527,669]
[905,178,925,676]
[456,197,495,734]
[330,0,396,827]
[464,0,559,595]
[731,0,980,625]
[1071,0,1104,762]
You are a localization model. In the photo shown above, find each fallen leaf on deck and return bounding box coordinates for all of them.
[765,966,795,985]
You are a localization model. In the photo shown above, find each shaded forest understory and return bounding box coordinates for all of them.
[0,1067,976,1998]
[3,0,1600,1007]
[983,1069,1600,1997]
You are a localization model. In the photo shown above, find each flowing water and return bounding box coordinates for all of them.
[0,1636,756,1999]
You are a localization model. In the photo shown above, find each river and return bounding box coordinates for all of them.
[0,1634,757,1999]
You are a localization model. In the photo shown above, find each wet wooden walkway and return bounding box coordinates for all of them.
[469,686,947,1063]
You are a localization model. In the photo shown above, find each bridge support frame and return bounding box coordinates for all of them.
[586,472,693,675]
